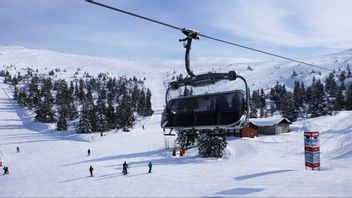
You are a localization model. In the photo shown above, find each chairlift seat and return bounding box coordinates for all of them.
[161,90,245,128]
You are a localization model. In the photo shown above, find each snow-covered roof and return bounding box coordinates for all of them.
[249,117,291,127]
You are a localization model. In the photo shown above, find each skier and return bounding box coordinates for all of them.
[148,161,152,173]
[87,149,91,156]
[16,146,20,153]
[122,161,128,175]
[89,165,94,177]
[142,125,145,130]
[3,166,9,175]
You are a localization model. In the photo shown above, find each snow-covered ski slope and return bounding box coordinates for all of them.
[0,46,352,197]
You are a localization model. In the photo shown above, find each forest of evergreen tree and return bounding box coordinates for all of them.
[249,65,352,121]
[1,68,153,133]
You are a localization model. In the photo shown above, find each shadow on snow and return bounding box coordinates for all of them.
[234,169,295,181]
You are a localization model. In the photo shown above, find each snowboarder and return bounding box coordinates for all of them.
[148,161,152,173]
[87,149,91,156]
[89,165,94,177]
[3,166,9,175]
[122,161,128,175]
[16,146,20,153]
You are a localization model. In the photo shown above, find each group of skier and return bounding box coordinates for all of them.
[87,149,153,177]
[2,146,21,175]
[3,146,153,177]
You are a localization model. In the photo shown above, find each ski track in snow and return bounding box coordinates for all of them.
[0,46,352,197]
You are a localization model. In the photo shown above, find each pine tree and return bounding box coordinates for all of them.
[56,108,68,131]
[281,93,298,121]
[269,82,287,110]
[176,129,198,149]
[137,89,146,115]
[325,73,337,97]
[334,85,345,111]
[249,99,258,118]
[339,71,346,82]
[78,79,85,101]
[131,84,140,111]
[69,81,75,98]
[293,81,301,108]
[35,95,56,123]
[144,88,153,116]
[13,85,18,100]
[95,113,108,132]
[77,102,92,133]
[74,81,80,100]
[28,76,41,109]
[251,90,260,108]
[259,89,265,109]
[198,128,227,158]
[106,103,116,129]
[346,83,352,110]
[119,94,135,128]
[308,79,329,117]
[94,92,108,132]
[55,80,70,118]
[17,89,28,107]
[68,101,79,120]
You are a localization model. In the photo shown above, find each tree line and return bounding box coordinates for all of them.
[1,69,153,133]
[250,65,352,121]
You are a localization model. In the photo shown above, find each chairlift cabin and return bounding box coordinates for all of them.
[161,29,250,133]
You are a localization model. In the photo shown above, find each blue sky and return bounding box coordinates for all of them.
[1,0,352,62]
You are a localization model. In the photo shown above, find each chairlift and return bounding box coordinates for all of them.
[161,29,250,132]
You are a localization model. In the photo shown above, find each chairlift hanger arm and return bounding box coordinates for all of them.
[168,71,237,90]
[85,0,333,72]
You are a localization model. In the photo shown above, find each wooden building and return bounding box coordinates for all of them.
[241,122,258,138]
[240,117,291,137]
[249,117,291,135]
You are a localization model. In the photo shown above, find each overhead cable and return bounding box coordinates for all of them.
[86,0,333,72]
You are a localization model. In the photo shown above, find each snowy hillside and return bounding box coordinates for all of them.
[2,45,352,98]
[1,46,352,197]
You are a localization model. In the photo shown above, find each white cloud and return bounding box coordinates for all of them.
[206,0,352,49]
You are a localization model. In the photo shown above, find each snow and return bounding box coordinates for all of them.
[250,117,291,127]
[0,46,352,197]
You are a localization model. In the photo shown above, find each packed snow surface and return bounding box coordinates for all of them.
[0,46,352,197]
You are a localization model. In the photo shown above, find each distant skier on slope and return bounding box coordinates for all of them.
[3,166,9,175]
[89,165,94,177]
[87,149,91,156]
[122,161,128,175]
[148,161,152,173]
[16,146,20,153]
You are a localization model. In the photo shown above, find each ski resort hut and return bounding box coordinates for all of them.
[249,117,291,135]
[241,122,258,138]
